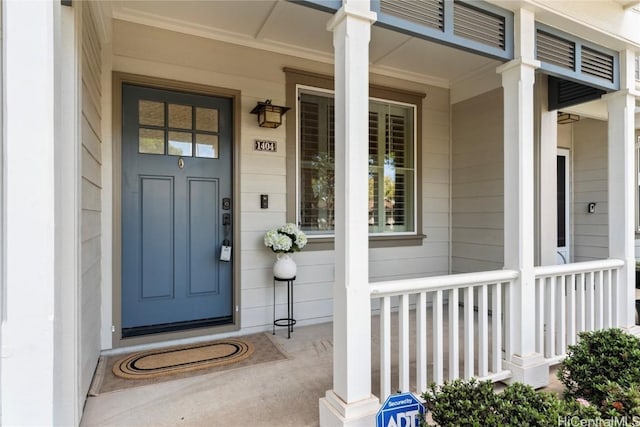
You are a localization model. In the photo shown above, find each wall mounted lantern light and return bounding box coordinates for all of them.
[557,111,580,124]
[250,100,290,128]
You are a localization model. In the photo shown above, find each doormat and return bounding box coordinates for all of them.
[113,338,253,379]
[89,333,287,395]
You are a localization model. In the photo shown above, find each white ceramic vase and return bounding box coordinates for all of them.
[273,253,297,279]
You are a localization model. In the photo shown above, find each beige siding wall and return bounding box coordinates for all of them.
[111,20,450,334]
[572,118,609,261]
[451,89,504,273]
[80,3,103,398]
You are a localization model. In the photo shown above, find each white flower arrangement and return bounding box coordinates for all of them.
[264,223,308,254]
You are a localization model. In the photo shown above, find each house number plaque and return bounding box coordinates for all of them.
[254,139,277,152]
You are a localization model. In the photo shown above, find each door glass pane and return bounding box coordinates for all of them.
[139,100,164,126]
[168,131,192,156]
[139,128,165,154]
[195,134,219,158]
[168,104,192,129]
[196,107,218,132]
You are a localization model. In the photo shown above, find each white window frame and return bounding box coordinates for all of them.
[295,84,418,239]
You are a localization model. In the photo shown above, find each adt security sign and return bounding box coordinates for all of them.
[376,392,425,427]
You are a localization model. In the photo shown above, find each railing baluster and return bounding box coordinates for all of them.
[595,271,603,330]
[448,288,459,380]
[416,291,427,394]
[586,272,595,331]
[478,284,489,377]
[577,272,585,333]
[491,282,502,373]
[603,269,612,329]
[545,277,556,358]
[536,277,545,354]
[557,275,566,355]
[612,268,620,327]
[464,286,474,379]
[433,290,444,385]
[567,273,576,346]
[380,295,391,401]
[399,294,410,392]
[504,284,512,361]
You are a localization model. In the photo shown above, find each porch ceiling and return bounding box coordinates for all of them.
[109,0,500,88]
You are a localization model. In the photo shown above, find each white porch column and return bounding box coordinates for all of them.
[536,75,559,266]
[319,1,380,426]
[497,8,549,388]
[2,1,57,425]
[605,49,639,330]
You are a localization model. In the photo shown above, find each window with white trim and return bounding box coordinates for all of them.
[297,88,416,237]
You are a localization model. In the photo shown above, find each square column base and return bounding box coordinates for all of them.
[319,391,379,427]
[503,353,549,389]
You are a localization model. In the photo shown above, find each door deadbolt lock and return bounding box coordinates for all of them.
[222,197,231,210]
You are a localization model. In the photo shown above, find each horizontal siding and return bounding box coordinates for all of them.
[112,19,451,334]
[572,118,608,261]
[451,88,504,273]
[80,1,102,409]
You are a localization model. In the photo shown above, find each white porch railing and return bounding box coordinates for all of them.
[370,270,518,402]
[533,259,625,365]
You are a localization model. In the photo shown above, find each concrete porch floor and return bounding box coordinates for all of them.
[81,320,564,427]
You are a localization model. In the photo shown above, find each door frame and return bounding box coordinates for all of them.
[111,72,241,348]
[557,148,571,264]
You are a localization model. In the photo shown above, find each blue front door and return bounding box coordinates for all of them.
[121,83,233,335]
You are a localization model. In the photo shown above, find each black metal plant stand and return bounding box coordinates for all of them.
[273,276,296,338]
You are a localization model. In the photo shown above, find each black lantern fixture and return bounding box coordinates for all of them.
[557,111,580,124]
[250,99,290,128]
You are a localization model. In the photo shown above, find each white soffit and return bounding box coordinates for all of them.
[109,0,504,89]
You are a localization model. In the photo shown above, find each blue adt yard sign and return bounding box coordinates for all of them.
[376,392,425,427]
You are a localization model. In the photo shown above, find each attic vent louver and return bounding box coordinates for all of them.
[380,0,444,31]
[548,76,606,110]
[581,46,614,82]
[536,30,575,70]
[453,1,505,49]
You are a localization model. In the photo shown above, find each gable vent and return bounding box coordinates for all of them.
[536,30,575,70]
[581,46,614,82]
[380,0,444,31]
[453,1,505,49]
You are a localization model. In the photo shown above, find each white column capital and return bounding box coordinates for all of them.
[602,88,640,103]
[327,1,377,32]
[619,49,639,92]
[496,57,541,77]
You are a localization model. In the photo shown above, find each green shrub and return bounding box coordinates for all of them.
[595,381,640,419]
[421,379,601,426]
[499,382,567,425]
[422,379,501,427]
[557,328,640,406]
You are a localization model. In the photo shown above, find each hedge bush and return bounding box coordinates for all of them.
[421,379,600,426]
[557,328,640,406]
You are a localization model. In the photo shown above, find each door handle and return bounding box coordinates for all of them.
[223,213,231,226]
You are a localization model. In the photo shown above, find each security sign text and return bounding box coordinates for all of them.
[376,393,425,427]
